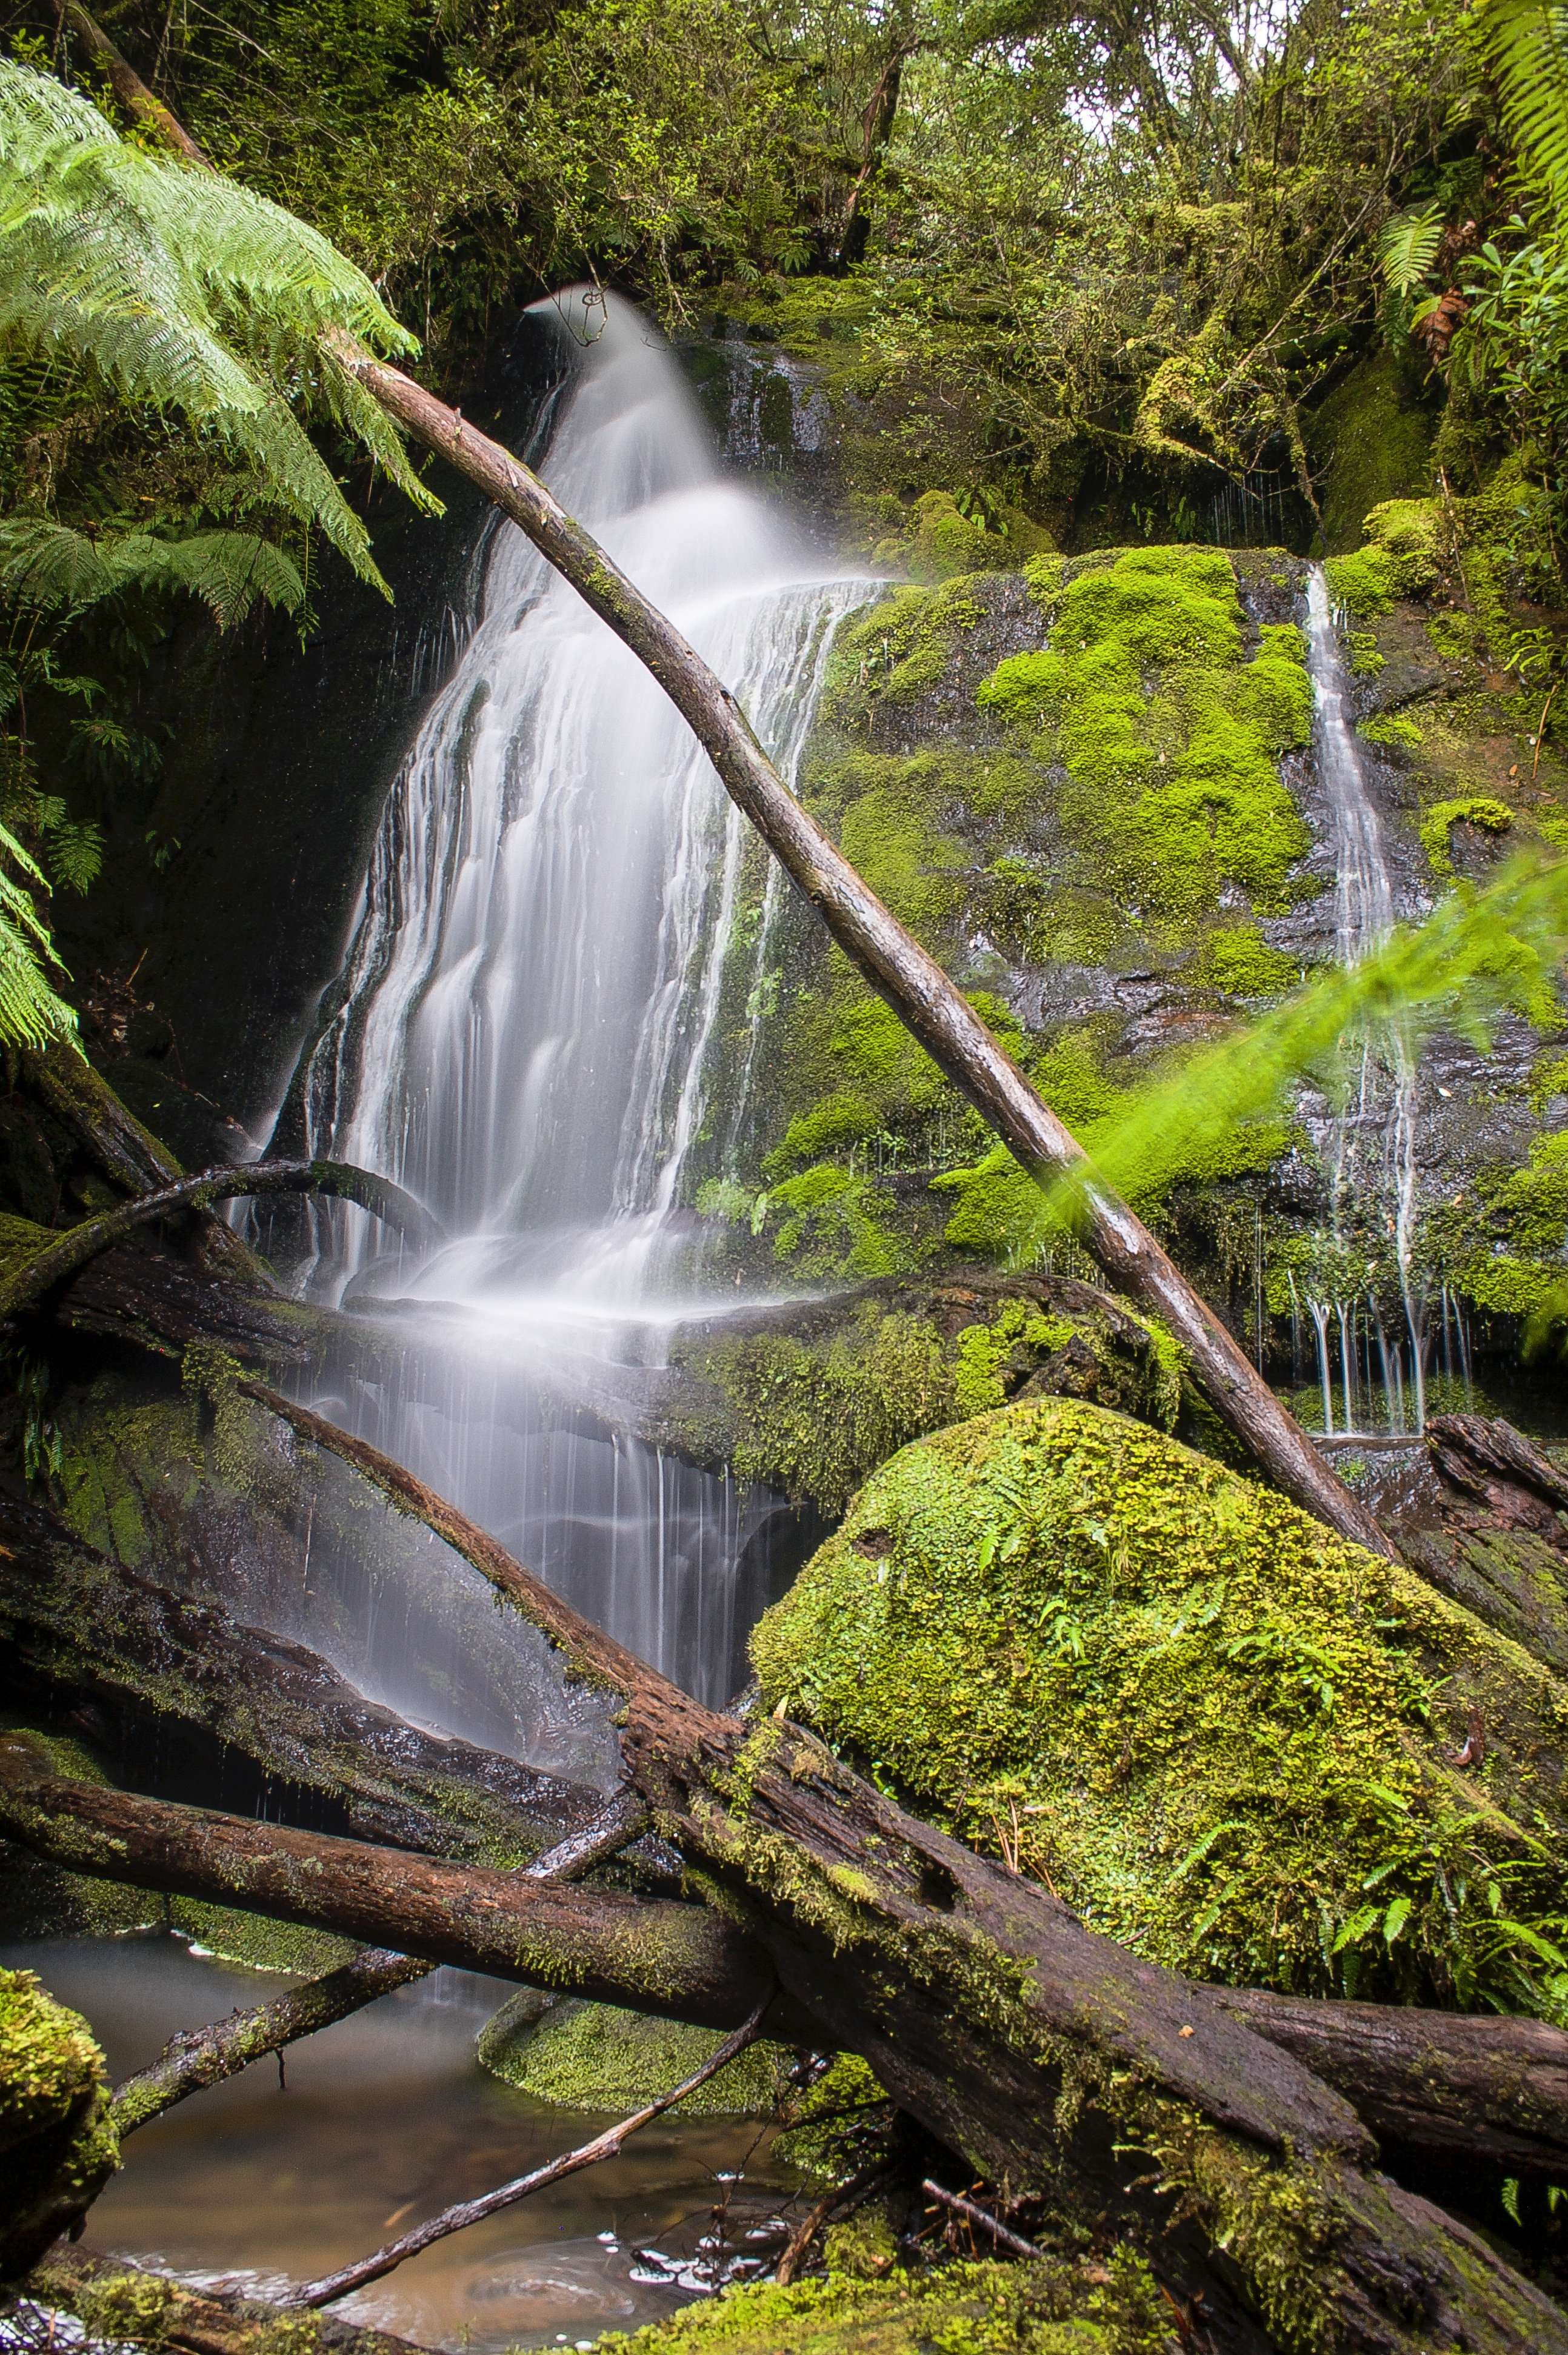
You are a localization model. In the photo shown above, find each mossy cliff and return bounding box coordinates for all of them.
[0,1965,119,2280]
[751,1398,1568,2015]
[681,506,1568,1410]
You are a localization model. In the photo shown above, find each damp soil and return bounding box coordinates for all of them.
[13,1936,796,2353]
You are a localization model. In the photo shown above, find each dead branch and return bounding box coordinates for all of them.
[921,2178,1043,2261]
[290,1995,772,2307]
[0,1160,445,1320]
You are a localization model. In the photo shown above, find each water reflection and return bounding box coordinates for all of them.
[17,1938,790,2353]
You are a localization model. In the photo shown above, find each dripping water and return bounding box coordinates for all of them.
[1300,565,1460,1434]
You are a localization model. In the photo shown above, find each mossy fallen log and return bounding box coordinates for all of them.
[477,1990,794,2116]
[28,2245,438,2355]
[0,1966,118,2283]
[750,1397,1568,2016]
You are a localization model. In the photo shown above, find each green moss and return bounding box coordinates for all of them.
[751,1399,1568,2012]
[1357,712,1423,750]
[1419,795,1514,876]
[976,549,1310,921]
[0,1967,120,2278]
[1308,352,1433,555]
[1197,925,1301,996]
[478,1996,792,2116]
[597,2251,1169,2354]
[764,1094,880,1180]
[770,2053,893,2186]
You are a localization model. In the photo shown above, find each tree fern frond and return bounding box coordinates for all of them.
[1474,0,1568,221]
[0,61,427,589]
[1378,204,1445,296]
[0,518,305,624]
[0,818,78,1053]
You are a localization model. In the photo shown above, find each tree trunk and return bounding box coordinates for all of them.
[7,1759,1566,2348]
[0,1772,796,2036]
[1218,1986,1568,2174]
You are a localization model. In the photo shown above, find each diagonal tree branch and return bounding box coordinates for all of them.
[290,1994,773,2308]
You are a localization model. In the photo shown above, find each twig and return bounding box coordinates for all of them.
[774,2166,887,2287]
[1533,681,1560,783]
[921,2179,1043,2260]
[290,1994,774,2307]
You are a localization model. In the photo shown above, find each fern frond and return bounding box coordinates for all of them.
[0,61,429,587]
[1378,204,1445,296]
[1474,0,1568,221]
[0,518,305,624]
[0,818,78,1053]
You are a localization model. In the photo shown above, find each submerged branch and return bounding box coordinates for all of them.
[0,1159,446,1320]
[291,1994,773,2307]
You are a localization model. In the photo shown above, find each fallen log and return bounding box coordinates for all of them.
[28,2246,435,2355]
[108,1794,658,2139]
[0,1159,445,1321]
[0,1493,598,1862]
[1217,1986,1568,2176]
[0,1773,798,2036]
[5,1762,1565,2348]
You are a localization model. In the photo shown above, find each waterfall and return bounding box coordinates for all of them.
[1301,565,1443,1432]
[269,290,873,1716]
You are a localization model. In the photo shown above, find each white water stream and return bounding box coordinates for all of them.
[1301,565,1435,1435]
[273,290,872,1714]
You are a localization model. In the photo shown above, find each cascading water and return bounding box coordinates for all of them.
[1301,564,1440,1434]
[273,289,872,1715]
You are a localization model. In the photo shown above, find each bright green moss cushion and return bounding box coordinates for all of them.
[751,1399,1568,2013]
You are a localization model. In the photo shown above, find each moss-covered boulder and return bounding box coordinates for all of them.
[752,1399,1568,2014]
[598,2251,1169,2354]
[476,1993,792,2117]
[0,1966,119,2280]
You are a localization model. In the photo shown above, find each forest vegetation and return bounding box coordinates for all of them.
[4,1,1568,2353]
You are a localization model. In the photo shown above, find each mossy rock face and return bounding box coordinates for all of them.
[0,1966,119,2280]
[752,1399,1568,2013]
[655,1274,1183,1516]
[598,2251,1168,2354]
[477,1994,792,2117]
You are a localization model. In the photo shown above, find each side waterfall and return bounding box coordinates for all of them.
[273,293,871,1720]
[1301,565,1447,1435]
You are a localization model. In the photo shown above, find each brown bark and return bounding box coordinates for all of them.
[52,1,212,165]
[0,1492,599,1862]
[1217,1986,1568,2176]
[108,1797,653,2140]
[0,1772,796,2036]
[30,2246,435,2355]
[320,344,1390,1559]
[0,1159,445,1320]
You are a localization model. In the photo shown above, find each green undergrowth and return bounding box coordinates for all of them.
[596,2250,1170,2355]
[975,546,1312,923]
[751,1399,1568,2012]
[681,1289,1183,1515]
[476,1993,793,2116]
[769,2053,894,2187]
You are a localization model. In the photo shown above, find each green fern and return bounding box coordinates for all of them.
[0,819,79,1051]
[1377,203,1444,296]
[1475,0,1568,221]
[0,517,305,626]
[0,62,441,592]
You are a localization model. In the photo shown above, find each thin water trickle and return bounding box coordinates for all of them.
[1301,565,1449,1433]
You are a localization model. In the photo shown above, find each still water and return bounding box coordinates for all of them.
[17,1938,789,2352]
